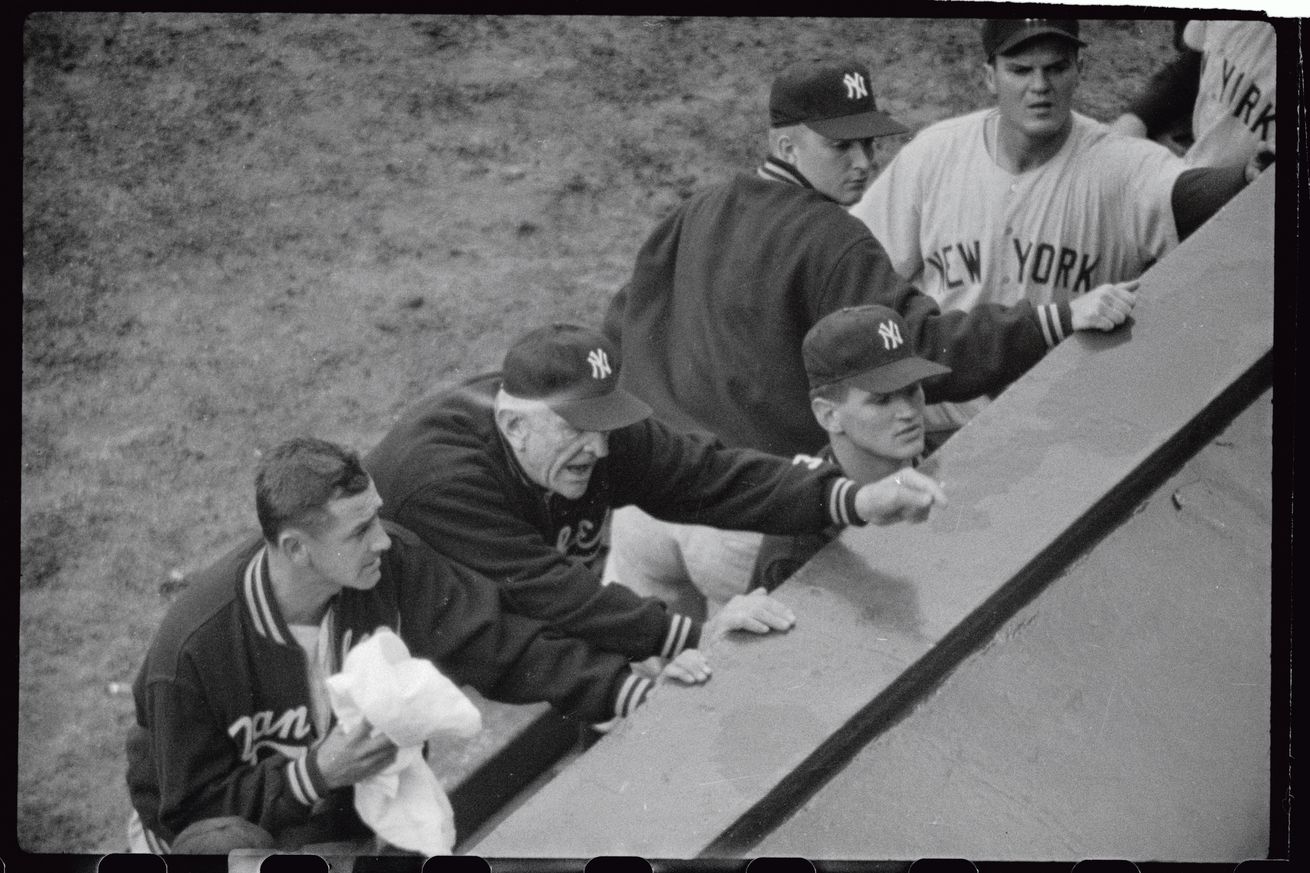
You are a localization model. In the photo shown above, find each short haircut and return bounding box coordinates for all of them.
[254,437,372,542]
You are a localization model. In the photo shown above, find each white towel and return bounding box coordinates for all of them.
[324,628,483,856]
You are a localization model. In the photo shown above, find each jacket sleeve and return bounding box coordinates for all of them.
[139,669,333,843]
[389,454,698,661]
[1171,164,1249,240]
[608,420,865,533]
[819,230,1071,405]
[388,530,655,723]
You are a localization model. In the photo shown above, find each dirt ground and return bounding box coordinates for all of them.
[19,13,1178,854]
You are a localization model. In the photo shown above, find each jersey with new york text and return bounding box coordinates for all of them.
[853,108,1186,315]
[851,109,1186,431]
[1183,19,1276,167]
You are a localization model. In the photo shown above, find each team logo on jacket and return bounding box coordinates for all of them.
[555,516,606,564]
[229,706,314,765]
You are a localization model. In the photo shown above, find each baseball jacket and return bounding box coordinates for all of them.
[602,156,1071,456]
[125,522,644,845]
[364,373,868,661]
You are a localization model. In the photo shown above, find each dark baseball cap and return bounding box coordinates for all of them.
[770,59,908,139]
[804,305,951,394]
[501,323,652,431]
[982,18,1086,58]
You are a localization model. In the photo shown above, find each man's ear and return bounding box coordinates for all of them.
[275,529,310,567]
[495,407,527,451]
[811,396,843,435]
[982,61,997,97]
[775,130,797,165]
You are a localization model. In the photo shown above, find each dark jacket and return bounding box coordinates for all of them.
[603,157,1069,456]
[365,373,866,660]
[126,522,642,844]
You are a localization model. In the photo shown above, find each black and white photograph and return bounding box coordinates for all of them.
[18,6,1292,868]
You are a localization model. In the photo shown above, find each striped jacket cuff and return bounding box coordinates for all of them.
[288,751,327,807]
[613,672,654,719]
[826,477,865,527]
[1037,303,1072,348]
[659,613,695,659]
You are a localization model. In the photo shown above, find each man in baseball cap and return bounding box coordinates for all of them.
[849,17,1264,447]
[752,305,951,590]
[762,57,908,207]
[804,305,949,485]
[365,321,945,686]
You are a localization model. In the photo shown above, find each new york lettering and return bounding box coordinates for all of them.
[924,241,982,288]
[1219,57,1275,141]
[1011,240,1099,293]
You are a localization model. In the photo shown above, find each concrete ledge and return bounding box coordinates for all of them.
[427,691,580,845]
[759,389,1272,861]
[467,169,1275,860]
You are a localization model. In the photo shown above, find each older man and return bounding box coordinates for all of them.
[365,322,944,660]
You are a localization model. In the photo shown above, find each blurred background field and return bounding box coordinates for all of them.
[19,13,1176,852]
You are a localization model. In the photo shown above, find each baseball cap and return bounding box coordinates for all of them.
[501,323,652,431]
[982,18,1086,58]
[770,59,908,139]
[804,305,951,394]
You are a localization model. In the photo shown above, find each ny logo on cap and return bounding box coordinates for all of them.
[877,319,903,350]
[842,72,868,100]
[587,348,612,380]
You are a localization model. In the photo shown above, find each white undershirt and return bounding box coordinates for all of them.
[288,611,335,737]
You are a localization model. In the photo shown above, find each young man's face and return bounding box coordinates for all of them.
[512,405,609,500]
[985,37,1081,145]
[829,383,926,461]
[299,482,391,593]
[787,125,877,206]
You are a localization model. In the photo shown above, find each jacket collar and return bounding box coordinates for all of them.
[241,545,296,646]
[240,544,351,673]
[758,155,815,189]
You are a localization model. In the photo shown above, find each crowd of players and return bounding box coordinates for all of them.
[122,17,1276,856]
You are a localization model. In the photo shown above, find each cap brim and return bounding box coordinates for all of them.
[993,28,1087,57]
[807,110,909,140]
[551,389,653,432]
[841,357,952,395]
